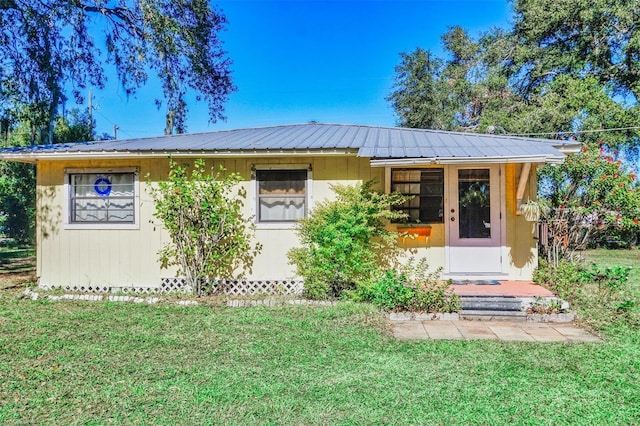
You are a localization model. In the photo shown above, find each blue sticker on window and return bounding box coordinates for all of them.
[94,177,112,196]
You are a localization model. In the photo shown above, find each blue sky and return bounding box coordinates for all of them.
[92,0,513,139]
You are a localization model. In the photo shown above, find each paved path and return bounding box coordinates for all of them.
[391,320,602,343]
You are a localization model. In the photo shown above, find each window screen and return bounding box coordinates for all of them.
[69,173,135,223]
[256,169,307,222]
[391,169,444,223]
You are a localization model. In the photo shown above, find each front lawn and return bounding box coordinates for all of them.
[583,248,640,290]
[1,248,639,424]
[1,294,639,424]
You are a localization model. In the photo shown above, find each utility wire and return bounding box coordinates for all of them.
[507,126,640,137]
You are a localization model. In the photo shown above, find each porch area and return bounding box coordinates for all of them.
[449,280,555,298]
[448,280,567,323]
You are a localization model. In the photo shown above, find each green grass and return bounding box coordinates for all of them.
[1,249,639,424]
[0,245,35,272]
[1,298,639,424]
[583,248,640,289]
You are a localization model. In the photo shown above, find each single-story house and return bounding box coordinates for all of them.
[0,123,579,294]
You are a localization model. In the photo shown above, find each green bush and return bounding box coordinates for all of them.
[149,159,261,295]
[356,258,460,313]
[288,180,407,299]
[534,257,638,330]
[533,259,588,302]
[582,263,632,302]
[361,269,416,311]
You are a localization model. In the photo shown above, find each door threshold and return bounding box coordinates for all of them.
[442,273,509,281]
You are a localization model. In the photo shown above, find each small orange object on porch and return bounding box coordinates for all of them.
[396,224,432,237]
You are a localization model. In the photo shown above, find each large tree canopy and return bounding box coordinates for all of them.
[0,0,235,142]
[512,0,640,102]
[388,0,640,146]
[387,0,640,249]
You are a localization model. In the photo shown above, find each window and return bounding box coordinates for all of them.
[391,168,444,223]
[67,170,136,225]
[256,168,307,222]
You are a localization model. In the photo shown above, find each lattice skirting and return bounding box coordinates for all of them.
[38,278,304,296]
[161,277,304,296]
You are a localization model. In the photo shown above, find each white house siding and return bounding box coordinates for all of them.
[35,157,538,290]
[36,156,387,289]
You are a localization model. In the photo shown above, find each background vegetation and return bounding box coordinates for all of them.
[388,0,640,250]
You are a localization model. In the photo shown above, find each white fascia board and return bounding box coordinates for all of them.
[0,149,360,163]
[369,155,565,167]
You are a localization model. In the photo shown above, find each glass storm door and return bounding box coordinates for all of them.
[446,166,504,277]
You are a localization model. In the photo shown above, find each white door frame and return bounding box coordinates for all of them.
[444,164,508,280]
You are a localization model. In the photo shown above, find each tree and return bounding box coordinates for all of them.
[387,1,640,247]
[149,159,261,295]
[0,0,235,142]
[0,160,35,243]
[512,0,640,103]
[53,110,95,144]
[287,181,407,299]
[386,48,457,130]
[538,144,640,263]
[0,109,94,243]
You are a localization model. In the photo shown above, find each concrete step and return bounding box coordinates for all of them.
[459,296,523,311]
[460,310,528,322]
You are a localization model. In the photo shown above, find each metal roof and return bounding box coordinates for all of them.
[0,123,580,164]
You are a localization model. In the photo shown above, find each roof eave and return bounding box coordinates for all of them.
[554,144,582,154]
[369,155,566,167]
[0,148,361,163]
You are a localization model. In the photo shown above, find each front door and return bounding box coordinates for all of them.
[446,165,505,278]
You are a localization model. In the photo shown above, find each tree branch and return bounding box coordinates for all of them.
[0,0,17,10]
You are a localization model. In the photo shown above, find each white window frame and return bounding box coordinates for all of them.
[252,164,312,229]
[64,167,140,230]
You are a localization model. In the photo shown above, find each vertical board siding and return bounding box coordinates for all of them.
[36,155,374,289]
[35,157,538,288]
[504,163,537,280]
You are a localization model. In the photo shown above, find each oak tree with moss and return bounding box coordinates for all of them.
[0,0,235,142]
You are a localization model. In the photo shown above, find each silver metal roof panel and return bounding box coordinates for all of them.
[0,123,579,163]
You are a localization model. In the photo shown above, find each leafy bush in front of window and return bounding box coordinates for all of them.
[355,258,459,312]
[150,159,262,295]
[288,180,408,299]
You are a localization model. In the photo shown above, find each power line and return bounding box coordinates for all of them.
[507,126,640,137]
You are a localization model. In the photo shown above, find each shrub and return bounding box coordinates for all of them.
[150,159,261,295]
[357,258,460,313]
[534,257,638,330]
[533,259,588,302]
[581,263,632,302]
[288,180,408,299]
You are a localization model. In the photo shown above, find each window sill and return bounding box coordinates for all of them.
[255,222,299,231]
[64,223,140,230]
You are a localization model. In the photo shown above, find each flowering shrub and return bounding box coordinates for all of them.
[538,142,640,262]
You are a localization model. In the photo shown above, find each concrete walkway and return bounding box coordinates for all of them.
[391,320,602,343]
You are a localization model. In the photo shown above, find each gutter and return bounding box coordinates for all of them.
[369,154,566,167]
[0,148,361,164]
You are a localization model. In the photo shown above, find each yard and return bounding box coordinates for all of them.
[1,249,639,424]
